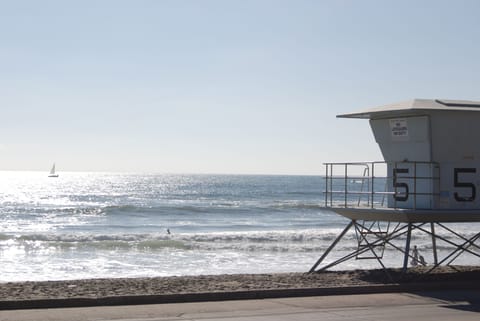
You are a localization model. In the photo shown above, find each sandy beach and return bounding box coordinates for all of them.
[1,266,479,303]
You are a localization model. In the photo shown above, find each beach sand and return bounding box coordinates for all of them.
[1,266,479,302]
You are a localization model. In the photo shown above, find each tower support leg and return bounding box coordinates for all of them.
[403,223,413,273]
[309,221,354,273]
[431,223,438,265]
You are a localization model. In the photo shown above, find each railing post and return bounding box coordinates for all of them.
[393,162,397,209]
[371,162,375,208]
[344,164,348,207]
[325,164,328,207]
[414,161,417,210]
[330,164,333,206]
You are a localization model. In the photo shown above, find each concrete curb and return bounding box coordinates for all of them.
[0,281,476,310]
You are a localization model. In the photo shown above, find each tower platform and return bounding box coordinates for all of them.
[333,207,480,223]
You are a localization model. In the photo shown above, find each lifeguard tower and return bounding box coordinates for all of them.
[310,99,480,276]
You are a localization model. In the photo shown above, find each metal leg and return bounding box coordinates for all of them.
[311,219,479,278]
[309,221,354,273]
[446,233,480,266]
[416,224,480,260]
[403,223,412,273]
[353,223,394,282]
[431,223,438,265]
[425,232,480,274]
[436,223,480,252]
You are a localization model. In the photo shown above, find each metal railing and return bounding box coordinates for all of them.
[324,161,440,210]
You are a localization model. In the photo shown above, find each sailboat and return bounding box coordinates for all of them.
[48,163,59,177]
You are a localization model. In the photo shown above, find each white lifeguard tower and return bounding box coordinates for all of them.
[310,99,480,276]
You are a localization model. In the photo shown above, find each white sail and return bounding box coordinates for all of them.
[48,163,59,177]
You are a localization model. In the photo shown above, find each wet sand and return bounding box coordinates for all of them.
[1,266,479,302]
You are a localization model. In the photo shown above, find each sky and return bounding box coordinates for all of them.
[1,0,480,175]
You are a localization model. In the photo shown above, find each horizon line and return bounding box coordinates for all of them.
[0,169,323,177]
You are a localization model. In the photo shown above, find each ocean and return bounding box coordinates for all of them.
[0,172,478,282]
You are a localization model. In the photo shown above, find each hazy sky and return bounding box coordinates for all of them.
[1,0,480,174]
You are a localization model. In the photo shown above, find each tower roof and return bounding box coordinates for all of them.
[338,99,480,119]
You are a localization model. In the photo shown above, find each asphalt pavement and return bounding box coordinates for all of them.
[1,290,479,321]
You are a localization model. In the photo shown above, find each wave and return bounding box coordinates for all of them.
[99,202,331,215]
[2,227,476,254]
[0,230,341,242]
[0,230,341,252]
[0,233,190,250]
[270,202,330,211]
[1,198,333,223]
[0,206,105,216]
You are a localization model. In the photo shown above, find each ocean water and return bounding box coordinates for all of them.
[0,172,478,282]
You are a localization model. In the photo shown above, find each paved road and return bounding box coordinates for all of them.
[1,290,479,321]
